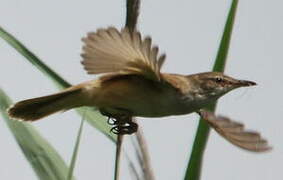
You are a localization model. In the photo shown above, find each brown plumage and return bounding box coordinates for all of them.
[198,110,271,152]
[7,27,271,152]
[8,88,83,121]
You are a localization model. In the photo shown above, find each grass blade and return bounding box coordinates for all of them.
[0,89,75,180]
[184,0,239,179]
[0,25,116,141]
[127,155,141,180]
[114,135,123,180]
[134,128,155,180]
[124,1,155,179]
[0,26,69,89]
[126,0,140,33]
[67,118,85,180]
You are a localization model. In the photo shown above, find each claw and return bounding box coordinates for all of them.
[107,117,117,125]
[109,121,138,135]
[127,122,138,134]
[110,126,120,134]
[105,112,138,135]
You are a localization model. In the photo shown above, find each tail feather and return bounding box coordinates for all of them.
[8,88,83,121]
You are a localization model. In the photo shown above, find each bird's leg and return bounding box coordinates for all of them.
[100,108,138,135]
[100,109,119,126]
[110,116,138,135]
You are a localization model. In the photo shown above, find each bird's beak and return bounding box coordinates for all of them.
[236,80,257,87]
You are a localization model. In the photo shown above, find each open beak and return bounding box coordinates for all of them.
[236,80,257,87]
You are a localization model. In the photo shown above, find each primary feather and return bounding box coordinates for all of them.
[199,110,271,152]
[81,27,166,81]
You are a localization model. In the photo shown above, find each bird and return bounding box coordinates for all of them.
[7,27,271,152]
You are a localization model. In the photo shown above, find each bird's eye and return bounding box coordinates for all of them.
[215,77,223,83]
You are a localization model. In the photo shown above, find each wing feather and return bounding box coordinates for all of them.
[198,110,272,152]
[81,27,165,81]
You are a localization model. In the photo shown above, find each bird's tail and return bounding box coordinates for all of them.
[7,87,84,121]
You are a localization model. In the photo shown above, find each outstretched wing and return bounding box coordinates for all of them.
[198,110,271,152]
[81,27,166,81]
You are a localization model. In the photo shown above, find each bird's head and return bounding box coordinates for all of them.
[187,72,256,100]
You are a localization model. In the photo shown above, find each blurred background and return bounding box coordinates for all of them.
[0,0,282,179]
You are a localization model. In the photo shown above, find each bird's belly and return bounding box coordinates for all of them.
[130,96,199,117]
[99,96,196,118]
[96,83,198,117]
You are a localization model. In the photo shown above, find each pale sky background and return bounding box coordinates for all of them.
[0,0,282,179]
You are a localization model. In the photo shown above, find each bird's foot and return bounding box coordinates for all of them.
[110,121,138,135]
[107,117,117,125]
[101,108,137,135]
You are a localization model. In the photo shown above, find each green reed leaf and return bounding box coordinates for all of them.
[184,1,239,179]
[0,26,116,141]
[0,89,75,180]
